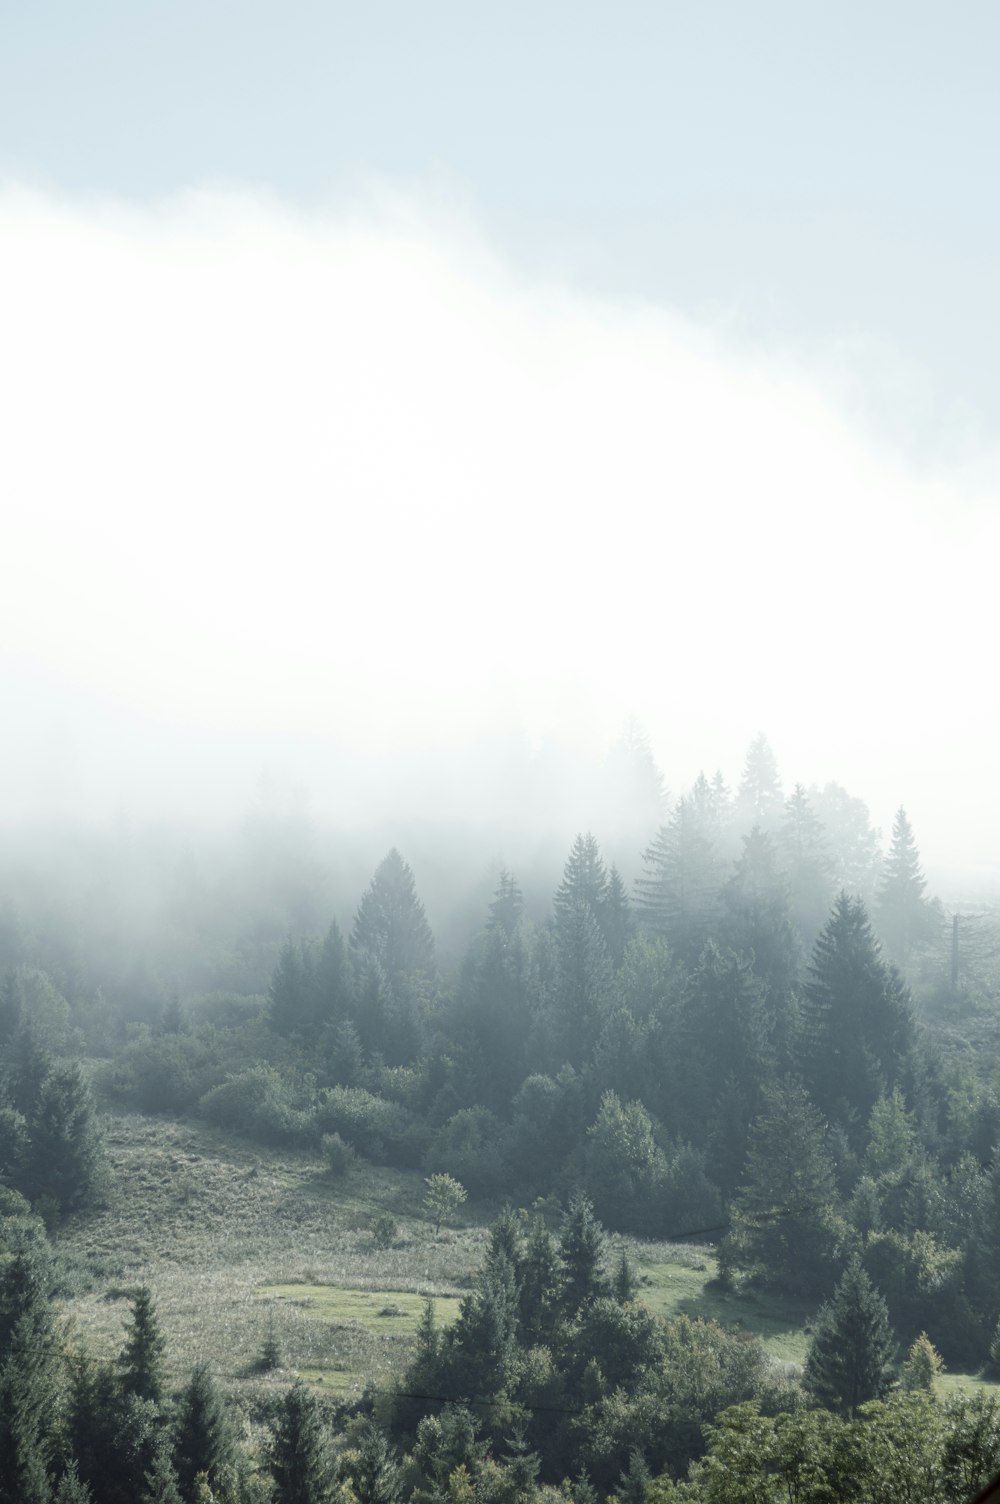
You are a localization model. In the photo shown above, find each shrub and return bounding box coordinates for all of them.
[200,1066,315,1147]
[371,1214,398,1250]
[321,1132,356,1177]
[316,1086,418,1165]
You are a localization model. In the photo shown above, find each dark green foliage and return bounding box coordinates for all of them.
[559,1194,608,1313]
[803,1258,896,1414]
[120,1285,167,1406]
[634,800,721,964]
[425,1107,507,1197]
[141,1434,183,1504]
[554,835,609,939]
[54,1465,93,1504]
[719,830,802,1022]
[173,1362,235,1504]
[0,1233,58,1504]
[269,1382,333,1504]
[582,1092,667,1235]
[412,1406,486,1497]
[350,1422,402,1504]
[802,892,916,1131]
[200,1066,315,1147]
[552,903,614,1070]
[24,1061,102,1215]
[721,1081,842,1297]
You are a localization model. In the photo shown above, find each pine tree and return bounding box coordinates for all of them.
[142,1434,184,1504]
[0,1239,58,1504]
[718,826,802,1064]
[802,1259,896,1414]
[268,940,314,1039]
[876,808,939,962]
[351,1424,402,1504]
[559,1193,608,1313]
[487,871,523,938]
[778,784,835,942]
[810,782,882,903]
[54,1466,93,1503]
[173,1363,234,1504]
[554,835,609,937]
[552,903,614,1069]
[802,893,916,1130]
[350,850,435,984]
[721,1082,840,1298]
[25,1060,102,1214]
[518,1217,561,1343]
[634,798,721,964]
[735,734,783,833]
[602,867,632,968]
[270,1382,333,1504]
[120,1286,167,1407]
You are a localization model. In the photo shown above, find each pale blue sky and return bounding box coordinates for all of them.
[3,1,999,443]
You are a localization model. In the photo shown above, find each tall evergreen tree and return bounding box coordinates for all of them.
[721,1082,841,1298]
[634,797,721,964]
[876,808,939,962]
[120,1286,167,1407]
[351,1423,402,1504]
[778,784,835,942]
[269,1382,333,1504]
[601,867,632,968]
[735,734,783,833]
[802,893,916,1131]
[552,904,614,1070]
[173,1363,234,1504]
[803,1259,896,1414]
[559,1193,608,1313]
[350,850,435,985]
[720,828,803,1015]
[487,870,523,938]
[0,1237,58,1504]
[25,1061,102,1215]
[554,835,609,938]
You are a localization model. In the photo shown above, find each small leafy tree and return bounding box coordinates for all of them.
[424,1174,466,1233]
[901,1331,944,1392]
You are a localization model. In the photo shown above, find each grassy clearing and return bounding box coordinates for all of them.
[55,1114,487,1401]
[636,1256,813,1365]
[54,1113,997,1404]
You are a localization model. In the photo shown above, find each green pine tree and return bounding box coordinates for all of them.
[269,1382,333,1504]
[876,807,939,962]
[803,1258,896,1414]
[173,1363,235,1504]
[120,1286,167,1406]
[559,1193,608,1313]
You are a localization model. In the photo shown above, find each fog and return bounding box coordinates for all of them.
[2,181,998,892]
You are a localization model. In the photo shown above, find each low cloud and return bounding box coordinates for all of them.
[0,182,996,879]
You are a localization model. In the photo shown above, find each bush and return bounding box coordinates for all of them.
[424,1107,508,1196]
[200,1066,316,1147]
[371,1213,398,1250]
[321,1132,356,1177]
[316,1086,420,1165]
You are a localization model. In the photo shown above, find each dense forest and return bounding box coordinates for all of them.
[3,733,1000,1502]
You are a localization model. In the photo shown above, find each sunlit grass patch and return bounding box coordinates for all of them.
[260,1284,462,1334]
[637,1256,812,1364]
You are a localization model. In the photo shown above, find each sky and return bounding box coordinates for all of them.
[1,2,998,886]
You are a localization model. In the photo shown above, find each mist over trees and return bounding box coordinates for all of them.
[3,731,1000,1500]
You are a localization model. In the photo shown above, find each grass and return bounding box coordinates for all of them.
[636,1255,813,1365]
[55,1113,487,1402]
[54,1113,1000,1407]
